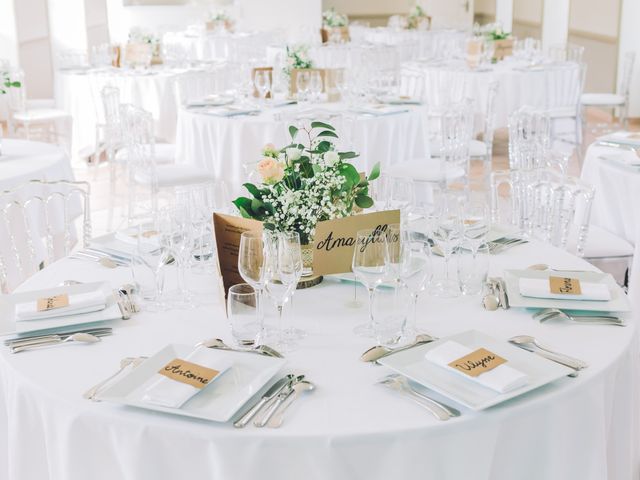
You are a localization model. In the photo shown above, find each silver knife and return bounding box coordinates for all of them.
[254,375,305,428]
[5,327,113,346]
[233,374,295,428]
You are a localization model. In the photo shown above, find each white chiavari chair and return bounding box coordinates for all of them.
[0,180,91,293]
[470,80,499,179]
[544,62,586,149]
[581,51,636,130]
[547,44,585,63]
[508,107,551,171]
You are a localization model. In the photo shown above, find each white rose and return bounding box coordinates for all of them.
[286,148,302,161]
[324,151,340,166]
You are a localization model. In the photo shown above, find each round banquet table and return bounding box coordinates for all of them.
[55,67,184,156]
[175,102,430,196]
[581,142,640,245]
[0,241,638,480]
[403,59,581,128]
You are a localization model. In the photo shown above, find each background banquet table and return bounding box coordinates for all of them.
[168,30,272,63]
[403,60,581,128]
[0,241,637,480]
[55,67,188,156]
[581,143,640,247]
[175,102,430,196]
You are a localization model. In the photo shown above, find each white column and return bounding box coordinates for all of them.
[47,0,88,69]
[495,0,513,33]
[541,0,570,51]
[0,1,19,66]
[618,0,640,117]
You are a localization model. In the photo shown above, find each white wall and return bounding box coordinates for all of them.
[0,0,19,66]
[618,0,640,116]
[85,0,110,48]
[239,0,321,40]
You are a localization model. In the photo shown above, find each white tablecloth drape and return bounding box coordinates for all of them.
[581,143,640,246]
[0,241,637,480]
[404,60,581,128]
[55,69,182,156]
[175,103,430,196]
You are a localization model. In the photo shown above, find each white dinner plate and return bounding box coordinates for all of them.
[379,330,574,411]
[0,282,123,336]
[97,344,287,423]
[503,269,630,312]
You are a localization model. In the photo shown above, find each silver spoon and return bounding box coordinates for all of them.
[508,335,588,371]
[267,380,316,428]
[386,374,460,417]
[360,333,437,363]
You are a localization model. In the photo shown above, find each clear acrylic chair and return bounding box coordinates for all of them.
[543,62,586,149]
[470,81,499,182]
[547,44,585,63]
[508,107,551,170]
[0,180,91,293]
[490,168,594,257]
[7,69,71,147]
[398,69,426,100]
[120,104,214,224]
[581,51,636,130]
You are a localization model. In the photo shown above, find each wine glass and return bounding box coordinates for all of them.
[158,205,194,309]
[385,223,409,286]
[334,69,346,101]
[264,232,303,351]
[309,70,323,103]
[253,70,271,104]
[431,196,463,297]
[399,233,432,338]
[352,228,389,337]
[296,70,310,102]
[386,177,415,220]
[131,221,167,311]
[238,231,268,338]
[463,202,490,258]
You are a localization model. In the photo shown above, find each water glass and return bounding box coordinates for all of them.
[296,70,311,102]
[131,223,165,309]
[372,283,411,346]
[309,70,323,102]
[227,283,261,347]
[457,243,490,295]
[463,202,490,255]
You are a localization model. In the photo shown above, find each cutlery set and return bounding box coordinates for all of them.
[483,277,509,310]
[5,327,113,353]
[533,308,624,326]
[487,237,528,254]
[234,373,315,428]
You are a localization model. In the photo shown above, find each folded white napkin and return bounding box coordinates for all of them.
[518,277,611,301]
[141,347,231,409]
[15,290,108,321]
[425,341,528,393]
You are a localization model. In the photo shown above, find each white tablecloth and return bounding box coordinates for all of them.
[175,102,430,196]
[581,143,640,245]
[55,68,183,156]
[404,60,581,128]
[0,241,638,480]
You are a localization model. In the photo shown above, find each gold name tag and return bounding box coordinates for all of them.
[549,276,582,295]
[158,358,220,389]
[37,293,69,312]
[448,348,507,378]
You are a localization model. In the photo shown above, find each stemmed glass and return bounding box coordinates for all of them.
[131,221,167,311]
[386,177,415,219]
[238,231,269,341]
[309,70,323,103]
[253,70,271,105]
[463,202,490,258]
[399,233,432,338]
[158,205,194,309]
[431,196,463,297]
[296,70,311,103]
[264,232,303,351]
[352,228,389,337]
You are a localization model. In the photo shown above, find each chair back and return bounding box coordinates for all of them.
[508,107,551,170]
[619,51,636,98]
[481,81,499,153]
[544,62,586,116]
[101,85,122,157]
[439,101,474,172]
[398,69,425,101]
[0,180,91,293]
[547,43,585,63]
[491,168,594,256]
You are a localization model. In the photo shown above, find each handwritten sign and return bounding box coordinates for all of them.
[312,210,400,275]
[213,213,262,297]
[448,348,507,378]
[549,276,582,295]
[158,358,220,389]
[37,293,69,312]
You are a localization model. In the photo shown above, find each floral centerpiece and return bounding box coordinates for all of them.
[283,45,313,77]
[322,8,350,43]
[233,121,380,271]
[323,8,348,28]
[482,24,513,61]
[407,5,431,30]
[126,28,161,66]
[207,10,235,32]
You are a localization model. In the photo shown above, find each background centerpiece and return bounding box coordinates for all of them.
[321,8,350,43]
[232,121,380,277]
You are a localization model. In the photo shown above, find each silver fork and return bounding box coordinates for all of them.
[533,308,625,326]
[83,356,148,400]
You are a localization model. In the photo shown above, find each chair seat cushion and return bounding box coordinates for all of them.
[581,93,625,107]
[387,159,465,182]
[115,143,175,164]
[569,224,634,258]
[13,108,69,123]
[134,165,215,187]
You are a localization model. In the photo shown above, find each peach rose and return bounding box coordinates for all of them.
[257,157,285,184]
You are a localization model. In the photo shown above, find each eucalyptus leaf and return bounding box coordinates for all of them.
[310,121,335,131]
[289,125,299,139]
[368,162,381,181]
[243,183,261,199]
[338,151,358,160]
[355,195,374,209]
[317,130,339,138]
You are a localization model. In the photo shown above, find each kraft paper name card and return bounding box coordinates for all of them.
[37,293,69,312]
[448,348,507,378]
[312,210,400,276]
[549,276,582,295]
[213,213,262,296]
[159,358,221,389]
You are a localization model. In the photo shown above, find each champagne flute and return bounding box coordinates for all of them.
[296,70,310,103]
[278,232,304,340]
[463,202,490,258]
[158,205,194,309]
[431,196,463,298]
[238,231,268,340]
[309,70,323,103]
[352,228,389,337]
